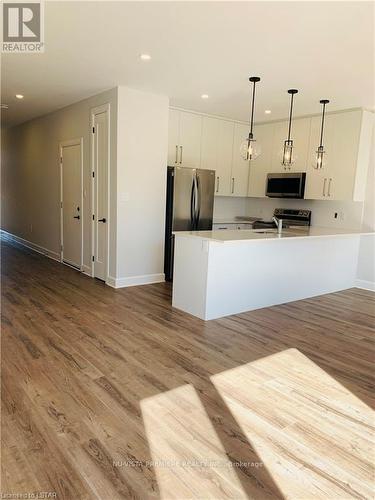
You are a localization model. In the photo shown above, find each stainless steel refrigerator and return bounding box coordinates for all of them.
[164,166,215,281]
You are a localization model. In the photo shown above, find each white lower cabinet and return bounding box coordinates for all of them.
[213,223,254,230]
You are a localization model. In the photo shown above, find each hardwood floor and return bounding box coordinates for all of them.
[1,236,374,499]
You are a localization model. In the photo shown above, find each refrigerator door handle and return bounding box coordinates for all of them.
[196,174,201,226]
[190,177,196,229]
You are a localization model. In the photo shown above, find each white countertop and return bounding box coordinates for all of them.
[174,226,374,243]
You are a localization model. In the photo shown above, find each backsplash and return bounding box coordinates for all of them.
[246,197,365,229]
[214,195,364,229]
[213,196,248,220]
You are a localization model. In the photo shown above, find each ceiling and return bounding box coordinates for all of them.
[2,1,374,128]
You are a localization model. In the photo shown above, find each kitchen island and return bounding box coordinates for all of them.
[172,227,374,320]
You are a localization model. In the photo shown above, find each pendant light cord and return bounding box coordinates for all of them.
[287,93,295,142]
[319,101,326,147]
[249,81,256,138]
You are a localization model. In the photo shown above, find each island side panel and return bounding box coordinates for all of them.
[204,235,360,320]
[172,236,210,320]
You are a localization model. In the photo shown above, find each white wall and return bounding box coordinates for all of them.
[1,88,118,274]
[115,87,169,285]
[356,128,375,288]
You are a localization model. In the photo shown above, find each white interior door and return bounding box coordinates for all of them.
[92,107,109,281]
[60,140,82,269]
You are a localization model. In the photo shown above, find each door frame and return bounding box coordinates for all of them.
[90,103,111,280]
[59,138,84,270]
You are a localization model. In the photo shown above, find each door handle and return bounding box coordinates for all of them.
[231,177,235,194]
[323,178,327,197]
[175,145,178,164]
[179,146,183,164]
[98,218,106,223]
[73,215,80,219]
[327,178,332,197]
[216,176,220,193]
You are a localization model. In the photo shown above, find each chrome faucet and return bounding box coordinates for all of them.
[272,216,283,234]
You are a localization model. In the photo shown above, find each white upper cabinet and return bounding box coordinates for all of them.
[179,111,202,168]
[271,117,311,173]
[305,109,373,201]
[248,122,275,197]
[167,109,180,166]
[304,114,335,200]
[168,109,202,168]
[168,107,373,201]
[231,123,251,197]
[201,116,233,195]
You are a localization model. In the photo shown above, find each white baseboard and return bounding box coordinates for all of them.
[1,230,60,262]
[354,279,375,291]
[82,264,92,277]
[106,273,165,288]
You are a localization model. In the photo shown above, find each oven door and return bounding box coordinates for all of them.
[266,172,306,198]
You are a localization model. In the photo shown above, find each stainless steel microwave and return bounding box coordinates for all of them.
[266,172,306,199]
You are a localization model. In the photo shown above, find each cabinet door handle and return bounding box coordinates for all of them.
[175,145,178,164]
[323,178,327,197]
[216,176,220,193]
[328,178,332,197]
[231,177,235,194]
[179,146,183,164]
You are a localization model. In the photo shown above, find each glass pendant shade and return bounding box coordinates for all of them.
[240,137,261,161]
[281,140,297,167]
[313,146,327,170]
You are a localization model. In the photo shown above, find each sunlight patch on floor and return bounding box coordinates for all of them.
[210,348,374,499]
[140,383,247,499]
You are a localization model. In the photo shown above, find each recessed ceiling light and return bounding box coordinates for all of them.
[15,94,24,99]
[201,94,209,99]
[139,54,151,61]
[265,109,272,114]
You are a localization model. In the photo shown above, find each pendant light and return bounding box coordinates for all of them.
[313,99,329,169]
[281,89,298,167]
[240,77,261,161]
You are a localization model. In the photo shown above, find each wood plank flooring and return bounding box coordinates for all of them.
[1,236,374,499]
